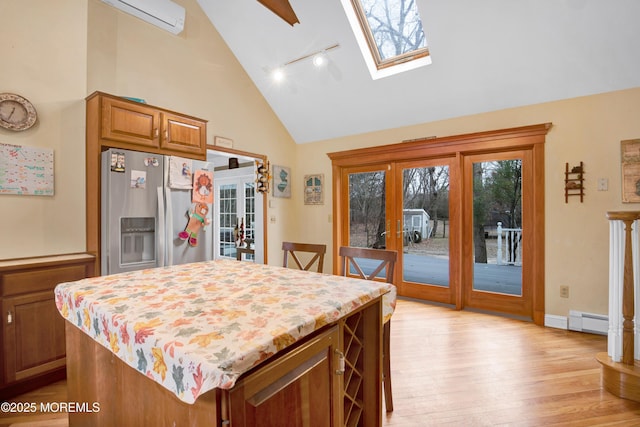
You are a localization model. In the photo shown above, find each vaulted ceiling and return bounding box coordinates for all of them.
[197,0,640,144]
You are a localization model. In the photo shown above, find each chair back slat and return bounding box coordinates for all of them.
[339,246,397,284]
[282,242,326,273]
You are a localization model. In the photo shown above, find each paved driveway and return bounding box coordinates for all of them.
[355,253,522,296]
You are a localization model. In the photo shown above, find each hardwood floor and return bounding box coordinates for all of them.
[384,299,640,426]
[2,298,640,426]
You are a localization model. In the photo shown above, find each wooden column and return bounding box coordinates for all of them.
[598,211,640,402]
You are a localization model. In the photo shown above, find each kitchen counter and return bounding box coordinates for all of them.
[55,259,394,426]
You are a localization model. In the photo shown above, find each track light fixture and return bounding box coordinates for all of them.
[270,43,340,82]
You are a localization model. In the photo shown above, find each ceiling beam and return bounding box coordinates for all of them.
[257,0,299,26]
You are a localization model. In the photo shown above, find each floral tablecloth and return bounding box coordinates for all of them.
[55,259,394,404]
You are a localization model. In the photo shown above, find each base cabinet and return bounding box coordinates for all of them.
[0,254,95,399]
[65,299,383,426]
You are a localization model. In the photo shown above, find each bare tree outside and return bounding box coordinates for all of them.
[357,0,427,60]
[403,166,449,238]
[472,160,523,264]
[349,171,386,248]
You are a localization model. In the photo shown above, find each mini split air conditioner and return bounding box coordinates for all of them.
[101,0,185,35]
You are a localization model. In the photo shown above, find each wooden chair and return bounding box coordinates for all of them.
[282,242,326,273]
[339,246,397,412]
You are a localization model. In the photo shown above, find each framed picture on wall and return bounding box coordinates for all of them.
[272,165,291,198]
[622,139,640,203]
[214,136,233,149]
[304,174,324,205]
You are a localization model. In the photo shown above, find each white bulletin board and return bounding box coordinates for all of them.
[0,142,54,196]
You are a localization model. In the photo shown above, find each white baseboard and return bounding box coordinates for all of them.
[545,314,568,330]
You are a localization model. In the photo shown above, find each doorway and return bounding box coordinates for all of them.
[329,124,549,324]
[206,147,268,264]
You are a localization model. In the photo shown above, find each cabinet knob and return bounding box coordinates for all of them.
[154,128,159,138]
[7,310,13,324]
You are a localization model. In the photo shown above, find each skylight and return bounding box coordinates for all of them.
[341,0,431,79]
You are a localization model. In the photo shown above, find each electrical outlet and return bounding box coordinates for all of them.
[560,285,569,298]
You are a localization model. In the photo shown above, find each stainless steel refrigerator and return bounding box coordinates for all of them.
[101,148,213,275]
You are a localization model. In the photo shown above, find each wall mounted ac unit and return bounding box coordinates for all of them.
[101,0,185,35]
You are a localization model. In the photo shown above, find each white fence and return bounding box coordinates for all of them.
[496,222,522,266]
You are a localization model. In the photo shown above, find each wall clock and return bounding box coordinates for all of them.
[0,93,38,131]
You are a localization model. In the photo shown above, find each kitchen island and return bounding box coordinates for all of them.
[55,259,394,426]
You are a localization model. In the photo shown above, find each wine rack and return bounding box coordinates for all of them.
[343,310,364,426]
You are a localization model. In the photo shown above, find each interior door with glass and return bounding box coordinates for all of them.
[396,158,458,304]
[463,151,532,318]
[214,171,263,263]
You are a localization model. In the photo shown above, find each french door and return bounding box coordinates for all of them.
[463,151,531,317]
[394,158,458,305]
[214,171,264,263]
[340,158,460,307]
[330,124,548,323]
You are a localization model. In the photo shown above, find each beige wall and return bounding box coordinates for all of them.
[2,0,638,320]
[295,87,640,318]
[0,0,297,262]
[0,0,88,258]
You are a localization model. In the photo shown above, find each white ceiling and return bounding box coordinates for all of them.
[197,0,640,144]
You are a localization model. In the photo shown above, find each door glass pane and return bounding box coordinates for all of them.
[348,170,387,278]
[402,165,450,287]
[219,183,237,258]
[243,182,256,261]
[472,160,523,296]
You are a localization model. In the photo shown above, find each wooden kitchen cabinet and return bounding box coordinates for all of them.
[159,110,207,155]
[100,96,160,150]
[0,253,95,399]
[90,91,207,158]
[228,326,341,426]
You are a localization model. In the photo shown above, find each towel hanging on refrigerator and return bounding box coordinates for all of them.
[168,156,193,189]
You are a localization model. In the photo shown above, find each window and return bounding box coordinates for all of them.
[341,0,431,79]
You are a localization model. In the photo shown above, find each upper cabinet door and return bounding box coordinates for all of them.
[101,97,160,149]
[160,112,206,156]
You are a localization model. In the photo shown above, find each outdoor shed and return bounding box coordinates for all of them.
[403,209,430,240]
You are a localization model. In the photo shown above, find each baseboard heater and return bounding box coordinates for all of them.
[568,310,608,335]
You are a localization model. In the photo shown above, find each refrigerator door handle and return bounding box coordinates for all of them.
[157,186,166,268]
[165,186,174,266]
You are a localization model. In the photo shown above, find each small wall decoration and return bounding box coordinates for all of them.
[304,174,324,205]
[0,142,54,196]
[622,139,640,203]
[255,160,271,193]
[272,165,291,198]
[564,162,584,203]
[214,136,233,149]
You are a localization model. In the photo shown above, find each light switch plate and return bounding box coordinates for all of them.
[597,178,608,191]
